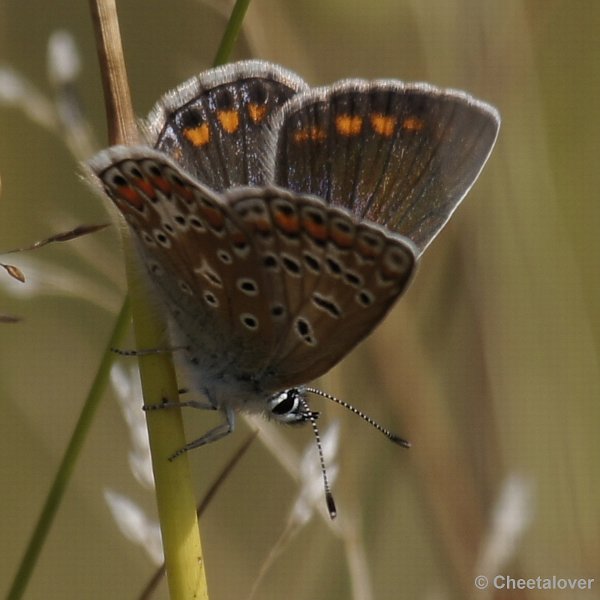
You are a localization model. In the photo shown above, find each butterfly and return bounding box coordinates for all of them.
[89,60,499,514]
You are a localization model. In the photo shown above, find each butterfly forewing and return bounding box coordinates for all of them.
[267,82,499,254]
[148,61,308,191]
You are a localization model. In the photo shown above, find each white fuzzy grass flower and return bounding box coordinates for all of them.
[103,489,163,566]
[110,363,154,489]
[475,473,534,579]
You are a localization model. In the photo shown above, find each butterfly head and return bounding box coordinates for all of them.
[266,387,319,425]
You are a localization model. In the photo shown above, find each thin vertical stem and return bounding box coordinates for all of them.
[7,300,132,600]
[89,0,207,598]
[212,0,252,66]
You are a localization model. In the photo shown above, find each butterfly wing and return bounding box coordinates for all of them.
[88,146,416,392]
[226,188,417,391]
[88,146,290,379]
[147,60,308,190]
[265,81,500,254]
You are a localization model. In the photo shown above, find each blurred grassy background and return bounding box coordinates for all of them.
[1,1,599,599]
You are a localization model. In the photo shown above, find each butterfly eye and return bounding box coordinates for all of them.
[267,389,309,424]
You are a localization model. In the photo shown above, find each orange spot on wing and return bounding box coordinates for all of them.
[402,116,425,131]
[199,204,225,229]
[248,103,268,123]
[335,114,363,136]
[292,126,327,144]
[302,217,328,242]
[184,124,210,146]
[173,183,194,203]
[238,209,272,234]
[379,261,404,283]
[230,230,248,246]
[133,178,156,200]
[356,239,381,259]
[252,218,272,234]
[274,211,300,234]
[116,185,144,209]
[370,113,397,137]
[330,228,353,248]
[149,176,172,195]
[217,110,240,133]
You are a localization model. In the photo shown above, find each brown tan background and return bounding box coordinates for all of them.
[1,1,598,599]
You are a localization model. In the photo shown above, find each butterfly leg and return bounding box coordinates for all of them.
[169,407,236,460]
[111,345,187,357]
[143,396,217,411]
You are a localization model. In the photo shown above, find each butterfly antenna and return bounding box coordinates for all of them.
[299,398,337,519]
[305,387,411,448]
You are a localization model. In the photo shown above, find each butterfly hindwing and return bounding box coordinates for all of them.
[227,190,417,390]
